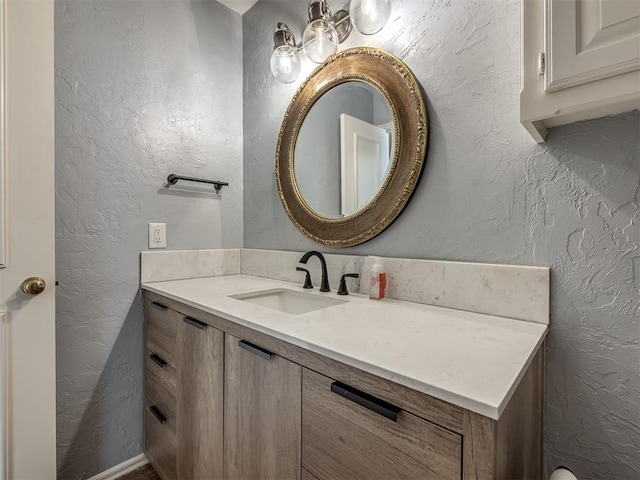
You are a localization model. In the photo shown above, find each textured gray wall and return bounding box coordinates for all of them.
[243,1,640,479]
[55,1,243,477]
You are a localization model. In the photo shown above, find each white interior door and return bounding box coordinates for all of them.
[340,114,390,217]
[546,0,640,91]
[0,0,56,478]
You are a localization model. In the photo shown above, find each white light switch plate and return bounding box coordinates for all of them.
[148,223,166,249]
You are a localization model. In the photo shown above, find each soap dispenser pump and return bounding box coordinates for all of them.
[369,257,386,300]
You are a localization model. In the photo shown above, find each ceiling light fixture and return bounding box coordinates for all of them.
[349,0,392,35]
[270,23,302,84]
[270,0,392,83]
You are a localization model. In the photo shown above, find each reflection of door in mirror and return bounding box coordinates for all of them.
[340,114,390,216]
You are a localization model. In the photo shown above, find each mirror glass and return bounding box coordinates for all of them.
[294,82,394,219]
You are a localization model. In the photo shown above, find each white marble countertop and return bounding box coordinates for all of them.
[142,274,547,420]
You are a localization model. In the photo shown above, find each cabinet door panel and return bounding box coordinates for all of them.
[225,334,302,480]
[547,0,640,91]
[177,316,224,479]
[302,369,461,480]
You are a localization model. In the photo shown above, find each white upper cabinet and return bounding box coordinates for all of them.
[547,0,640,91]
[521,0,640,142]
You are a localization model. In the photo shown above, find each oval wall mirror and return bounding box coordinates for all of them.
[276,47,428,247]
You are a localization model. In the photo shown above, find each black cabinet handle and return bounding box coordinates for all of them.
[149,405,166,424]
[183,316,207,330]
[150,301,167,311]
[149,353,167,368]
[238,340,273,361]
[330,382,401,422]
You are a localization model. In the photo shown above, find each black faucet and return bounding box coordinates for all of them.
[296,267,314,289]
[337,273,359,295]
[299,251,330,292]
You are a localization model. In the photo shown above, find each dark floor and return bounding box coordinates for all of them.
[119,464,161,480]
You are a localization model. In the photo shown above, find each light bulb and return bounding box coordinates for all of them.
[270,45,301,83]
[302,19,339,64]
[349,0,392,35]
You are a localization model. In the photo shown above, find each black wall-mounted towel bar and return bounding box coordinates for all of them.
[165,174,229,193]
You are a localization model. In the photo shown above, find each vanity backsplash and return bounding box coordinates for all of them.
[141,248,549,324]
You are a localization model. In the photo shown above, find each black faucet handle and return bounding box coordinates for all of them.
[296,267,313,289]
[337,273,359,296]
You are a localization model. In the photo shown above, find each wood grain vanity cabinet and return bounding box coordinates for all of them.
[143,290,544,480]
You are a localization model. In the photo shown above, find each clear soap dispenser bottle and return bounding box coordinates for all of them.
[369,257,387,300]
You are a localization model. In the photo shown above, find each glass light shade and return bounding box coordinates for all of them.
[270,45,301,83]
[349,0,392,35]
[302,19,339,64]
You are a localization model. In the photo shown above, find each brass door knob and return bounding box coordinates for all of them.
[21,277,46,295]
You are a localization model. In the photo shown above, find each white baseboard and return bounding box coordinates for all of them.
[87,453,148,480]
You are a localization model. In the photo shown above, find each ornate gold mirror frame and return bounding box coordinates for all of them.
[276,47,428,247]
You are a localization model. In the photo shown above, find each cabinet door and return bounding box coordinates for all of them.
[225,334,302,480]
[302,369,462,480]
[547,0,640,91]
[177,315,224,479]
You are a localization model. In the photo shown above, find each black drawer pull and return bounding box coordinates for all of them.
[183,316,207,330]
[149,353,167,368]
[330,382,401,422]
[238,340,273,361]
[149,405,167,424]
[150,301,167,311]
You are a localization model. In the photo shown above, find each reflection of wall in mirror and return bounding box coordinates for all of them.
[373,93,394,157]
[295,84,376,218]
[373,93,390,125]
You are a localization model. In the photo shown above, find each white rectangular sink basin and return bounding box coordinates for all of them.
[229,288,347,315]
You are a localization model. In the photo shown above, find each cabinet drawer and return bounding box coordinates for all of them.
[145,349,177,419]
[145,399,177,480]
[144,298,179,367]
[302,369,462,480]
